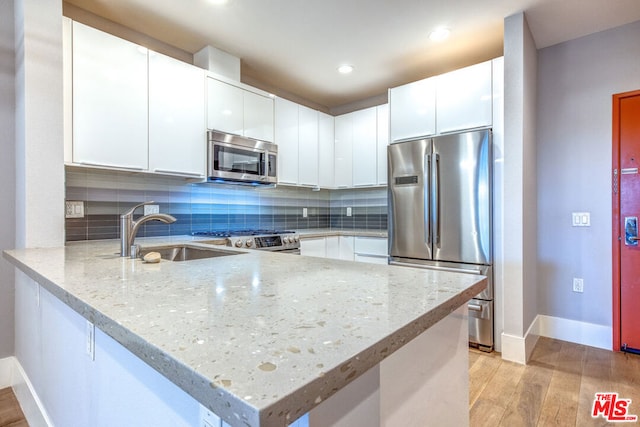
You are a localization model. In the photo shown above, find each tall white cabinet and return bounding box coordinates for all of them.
[72,21,148,170]
[149,53,206,177]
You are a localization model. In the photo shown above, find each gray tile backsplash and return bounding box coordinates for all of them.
[65,169,387,241]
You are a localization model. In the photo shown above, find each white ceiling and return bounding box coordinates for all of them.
[66,0,640,111]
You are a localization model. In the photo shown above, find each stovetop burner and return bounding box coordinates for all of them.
[192,229,295,238]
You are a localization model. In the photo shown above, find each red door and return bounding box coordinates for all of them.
[613,90,640,352]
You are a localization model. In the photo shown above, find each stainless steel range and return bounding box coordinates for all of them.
[193,230,300,254]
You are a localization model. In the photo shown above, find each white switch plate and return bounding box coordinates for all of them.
[572,212,590,227]
[573,278,584,293]
[346,207,352,217]
[65,201,84,218]
[144,204,160,215]
[302,207,308,218]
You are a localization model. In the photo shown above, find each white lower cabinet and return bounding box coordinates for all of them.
[354,237,389,265]
[300,237,327,258]
[301,236,388,264]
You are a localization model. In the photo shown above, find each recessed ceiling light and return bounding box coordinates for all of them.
[338,64,354,74]
[208,0,228,5]
[429,27,450,42]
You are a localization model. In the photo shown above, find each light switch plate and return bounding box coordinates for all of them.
[65,201,84,218]
[572,212,590,227]
[346,207,352,217]
[302,207,308,218]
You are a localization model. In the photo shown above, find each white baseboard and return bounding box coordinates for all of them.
[501,318,539,364]
[0,356,14,389]
[533,315,612,350]
[0,356,52,427]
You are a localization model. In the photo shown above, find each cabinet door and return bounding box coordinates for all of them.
[298,105,319,186]
[338,236,355,261]
[352,108,378,187]
[325,237,341,260]
[334,114,353,188]
[72,22,148,170]
[207,77,243,135]
[318,112,335,189]
[389,77,436,143]
[300,237,326,257]
[275,97,299,184]
[244,91,274,142]
[149,53,206,177]
[376,104,389,185]
[436,60,492,133]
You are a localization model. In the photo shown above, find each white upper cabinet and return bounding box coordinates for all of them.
[72,21,148,170]
[207,78,244,136]
[318,112,335,189]
[436,60,492,134]
[149,52,206,177]
[244,91,274,142]
[352,107,378,187]
[376,104,389,185]
[334,114,353,188]
[389,77,436,143]
[298,105,319,187]
[207,77,274,142]
[275,97,299,185]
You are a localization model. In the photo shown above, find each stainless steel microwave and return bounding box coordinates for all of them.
[207,130,277,185]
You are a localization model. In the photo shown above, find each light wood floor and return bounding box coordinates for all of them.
[1,338,639,427]
[0,388,27,427]
[470,337,640,427]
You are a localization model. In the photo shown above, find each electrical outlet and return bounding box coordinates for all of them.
[346,207,352,217]
[35,281,40,307]
[65,201,84,218]
[573,278,584,293]
[302,207,308,218]
[86,320,95,361]
[144,204,160,215]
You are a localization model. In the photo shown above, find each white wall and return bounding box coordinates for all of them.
[14,0,65,249]
[0,0,16,359]
[501,12,538,363]
[537,21,640,331]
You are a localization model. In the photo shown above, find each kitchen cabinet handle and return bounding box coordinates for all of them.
[153,169,204,177]
[389,261,482,275]
[468,303,483,312]
[79,161,144,171]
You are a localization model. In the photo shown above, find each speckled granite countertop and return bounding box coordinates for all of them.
[3,236,484,427]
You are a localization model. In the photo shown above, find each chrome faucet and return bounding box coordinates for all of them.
[120,201,176,257]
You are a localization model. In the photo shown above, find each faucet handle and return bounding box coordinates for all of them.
[122,201,155,218]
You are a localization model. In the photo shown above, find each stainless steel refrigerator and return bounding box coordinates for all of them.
[388,129,493,351]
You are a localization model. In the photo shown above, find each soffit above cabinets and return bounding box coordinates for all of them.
[64,0,640,111]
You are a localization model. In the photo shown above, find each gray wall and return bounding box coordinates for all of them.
[0,0,16,358]
[537,20,640,326]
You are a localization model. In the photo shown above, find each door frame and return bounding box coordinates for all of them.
[612,89,640,351]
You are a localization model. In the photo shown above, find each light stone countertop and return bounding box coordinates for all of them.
[3,236,484,427]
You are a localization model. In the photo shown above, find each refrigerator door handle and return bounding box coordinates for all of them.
[433,153,441,245]
[425,154,432,245]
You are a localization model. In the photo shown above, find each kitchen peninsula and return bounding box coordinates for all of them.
[3,237,486,427]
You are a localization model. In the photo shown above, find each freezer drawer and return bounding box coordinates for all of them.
[468,299,493,352]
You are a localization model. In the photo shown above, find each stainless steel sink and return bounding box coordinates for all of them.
[140,245,243,262]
